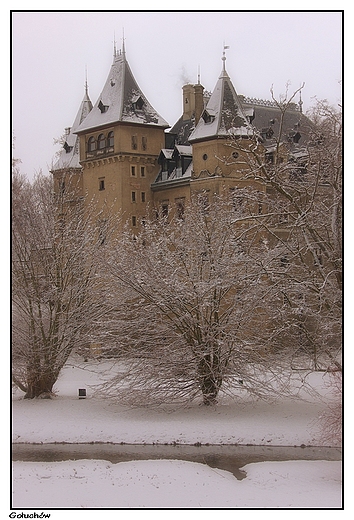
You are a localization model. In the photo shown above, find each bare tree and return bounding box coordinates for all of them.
[98,193,297,407]
[224,93,342,371]
[12,169,108,398]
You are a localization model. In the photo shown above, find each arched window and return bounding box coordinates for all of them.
[97,134,106,150]
[88,136,96,152]
[107,131,114,148]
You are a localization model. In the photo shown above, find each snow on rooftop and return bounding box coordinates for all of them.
[76,52,169,134]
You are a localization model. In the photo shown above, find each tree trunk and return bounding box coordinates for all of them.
[198,353,222,405]
[24,364,57,398]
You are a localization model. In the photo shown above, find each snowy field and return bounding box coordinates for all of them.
[12,359,343,510]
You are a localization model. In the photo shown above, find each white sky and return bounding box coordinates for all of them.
[11,10,342,178]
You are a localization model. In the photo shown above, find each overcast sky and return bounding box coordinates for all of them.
[12,10,342,178]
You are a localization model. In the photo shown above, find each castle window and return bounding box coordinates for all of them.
[141,192,146,203]
[99,178,105,191]
[131,191,136,203]
[280,255,289,267]
[288,130,301,144]
[132,216,137,227]
[230,187,245,213]
[88,136,96,152]
[97,134,106,150]
[161,203,169,218]
[175,197,185,220]
[98,219,108,246]
[107,131,114,148]
[132,95,144,110]
[140,166,145,177]
[202,110,215,124]
[265,151,274,164]
[63,142,72,153]
[131,135,138,150]
[98,100,109,113]
[314,248,323,267]
[203,154,208,161]
[142,136,147,150]
[198,192,210,213]
[131,165,136,177]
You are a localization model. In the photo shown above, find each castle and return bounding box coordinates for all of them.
[52,43,309,231]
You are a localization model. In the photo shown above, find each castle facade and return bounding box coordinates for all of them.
[52,44,308,232]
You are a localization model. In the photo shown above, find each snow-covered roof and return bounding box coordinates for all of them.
[188,67,253,143]
[75,50,169,134]
[175,145,192,156]
[52,87,93,171]
[159,149,174,160]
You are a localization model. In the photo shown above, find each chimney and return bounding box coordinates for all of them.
[182,83,204,123]
[194,83,204,125]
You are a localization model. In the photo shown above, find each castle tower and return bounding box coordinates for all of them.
[188,46,256,195]
[51,81,93,200]
[74,43,169,232]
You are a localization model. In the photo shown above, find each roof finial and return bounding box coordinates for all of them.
[222,42,229,72]
[197,65,201,85]
[113,32,117,58]
[299,88,303,113]
[84,65,89,97]
[122,28,126,57]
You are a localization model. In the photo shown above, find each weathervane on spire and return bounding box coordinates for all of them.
[222,42,230,71]
[299,87,303,114]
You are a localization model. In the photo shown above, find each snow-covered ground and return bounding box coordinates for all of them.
[12,359,343,510]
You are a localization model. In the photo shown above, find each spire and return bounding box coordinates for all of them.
[75,44,169,133]
[52,83,93,171]
[299,88,303,114]
[221,43,229,75]
[113,32,117,58]
[84,65,89,98]
[189,50,253,143]
[122,28,126,58]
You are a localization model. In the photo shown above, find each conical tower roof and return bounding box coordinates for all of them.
[75,47,169,134]
[52,84,93,171]
[188,53,253,143]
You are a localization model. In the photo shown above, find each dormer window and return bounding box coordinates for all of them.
[202,110,215,124]
[261,127,274,140]
[132,95,144,111]
[63,142,72,153]
[98,100,109,113]
[288,130,301,144]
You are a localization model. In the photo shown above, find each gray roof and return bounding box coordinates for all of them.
[52,87,93,171]
[188,66,253,143]
[241,97,311,145]
[169,117,196,145]
[175,144,192,156]
[75,49,169,134]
